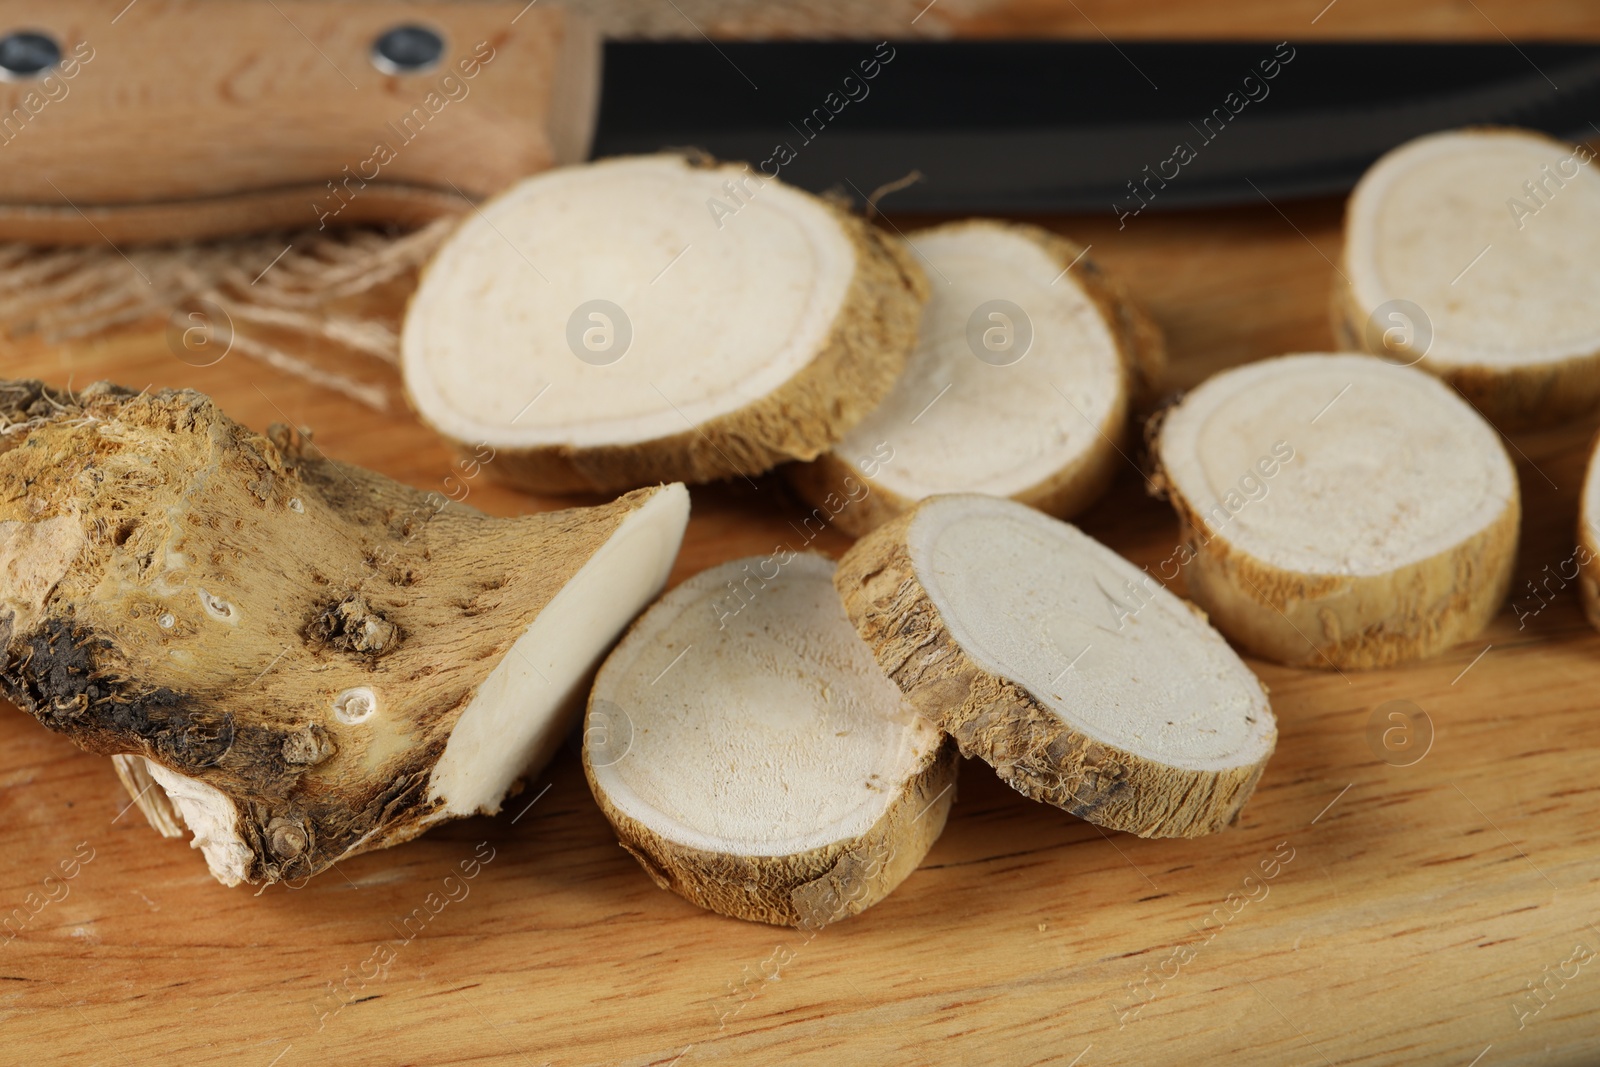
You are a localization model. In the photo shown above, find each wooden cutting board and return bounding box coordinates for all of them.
[5,5,1600,1066]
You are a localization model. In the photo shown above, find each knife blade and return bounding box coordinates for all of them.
[593,39,1600,215]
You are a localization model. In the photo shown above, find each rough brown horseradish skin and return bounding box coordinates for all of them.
[0,380,688,886]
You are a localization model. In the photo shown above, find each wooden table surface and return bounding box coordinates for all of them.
[6,3,1600,1066]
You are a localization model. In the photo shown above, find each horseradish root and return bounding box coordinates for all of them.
[584,554,956,926]
[0,380,688,886]
[1337,128,1600,427]
[402,154,928,494]
[790,220,1163,536]
[1153,354,1517,669]
[834,494,1275,838]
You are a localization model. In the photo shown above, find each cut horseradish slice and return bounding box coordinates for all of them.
[790,220,1164,536]
[0,380,689,886]
[1337,128,1600,426]
[584,553,956,927]
[1153,353,1518,670]
[402,154,928,494]
[834,494,1275,838]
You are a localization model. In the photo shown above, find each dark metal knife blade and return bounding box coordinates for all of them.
[592,40,1600,214]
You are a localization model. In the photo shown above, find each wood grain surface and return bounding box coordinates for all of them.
[4,3,1600,1066]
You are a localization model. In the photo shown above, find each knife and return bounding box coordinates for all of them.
[1,0,1595,243]
[600,39,1600,215]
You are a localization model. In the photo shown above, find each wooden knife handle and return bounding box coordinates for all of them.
[0,0,599,242]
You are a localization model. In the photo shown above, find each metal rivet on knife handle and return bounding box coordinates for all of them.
[0,30,60,80]
[370,24,446,75]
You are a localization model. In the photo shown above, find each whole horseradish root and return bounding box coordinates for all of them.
[0,380,688,886]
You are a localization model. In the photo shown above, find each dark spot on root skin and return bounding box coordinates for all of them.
[0,620,240,771]
[304,595,402,659]
[4,617,234,771]
[2,614,442,885]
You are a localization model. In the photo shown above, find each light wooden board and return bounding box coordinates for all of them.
[5,5,1600,1066]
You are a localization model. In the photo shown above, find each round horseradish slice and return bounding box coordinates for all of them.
[584,553,956,927]
[790,220,1163,536]
[835,494,1275,839]
[1154,352,1518,669]
[402,154,927,493]
[1339,128,1600,426]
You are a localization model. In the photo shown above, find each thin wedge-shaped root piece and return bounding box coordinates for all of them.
[1153,353,1518,669]
[402,154,928,493]
[835,494,1275,838]
[110,753,185,838]
[1337,127,1600,427]
[790,220,1163,536]
[0,379,688,886]
[585,554,956,927]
